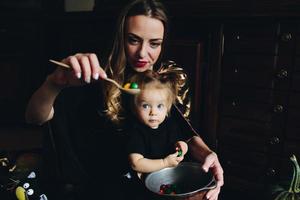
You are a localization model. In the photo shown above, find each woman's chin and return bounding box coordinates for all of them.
[132,65,153,72]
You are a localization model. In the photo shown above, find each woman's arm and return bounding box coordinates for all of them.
[25,53,107,125]
[187,136,224,200]
[25,75,62,124]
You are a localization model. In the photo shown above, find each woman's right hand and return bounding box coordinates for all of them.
[25,53,108,124]
[48,53,107,88]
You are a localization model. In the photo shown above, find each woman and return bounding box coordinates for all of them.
[25,0,223,199]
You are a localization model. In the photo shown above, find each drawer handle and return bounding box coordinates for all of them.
[266,168,276,177]
[273,105,284,113]
[270,136,280,145]
[232,101,237,107]
[277,69,288,79]
[281,33,292,41]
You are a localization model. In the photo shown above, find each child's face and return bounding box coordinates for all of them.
[135,87,169,129]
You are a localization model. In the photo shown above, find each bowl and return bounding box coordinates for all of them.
[144,162,216,199]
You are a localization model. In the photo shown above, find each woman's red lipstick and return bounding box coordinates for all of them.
[135,61,147,68]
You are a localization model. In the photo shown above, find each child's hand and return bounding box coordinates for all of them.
[175,141,188,157]
[163,152,184,168]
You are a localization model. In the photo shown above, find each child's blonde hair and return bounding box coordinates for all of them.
[128,70,179,113]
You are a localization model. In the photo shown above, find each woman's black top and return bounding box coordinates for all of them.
[43,83,131,199]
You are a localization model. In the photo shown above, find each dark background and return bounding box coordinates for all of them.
[1,0,300,199]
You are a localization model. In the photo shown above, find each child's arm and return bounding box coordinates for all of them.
[129,152,182,174]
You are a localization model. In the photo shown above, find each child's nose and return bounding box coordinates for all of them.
[150,108,157,116]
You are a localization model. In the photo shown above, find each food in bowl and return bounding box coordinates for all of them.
[144,162,216,199]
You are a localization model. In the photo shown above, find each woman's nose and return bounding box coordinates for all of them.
[138,43,147,58]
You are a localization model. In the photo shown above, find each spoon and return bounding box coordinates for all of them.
[49,59,140,95]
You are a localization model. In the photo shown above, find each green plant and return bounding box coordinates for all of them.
[271,155,300,200]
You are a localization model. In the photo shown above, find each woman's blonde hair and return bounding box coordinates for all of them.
[103,0,168,124]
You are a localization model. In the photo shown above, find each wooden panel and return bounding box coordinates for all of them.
[218,118,271,152]
[220,86,288,124]
[224,22,278,54]
[222,55,280,88]
[164,40,203,127]
[286,106,300,140]
[218,145,267,182]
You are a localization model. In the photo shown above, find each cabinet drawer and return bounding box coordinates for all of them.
[292,76,300,92]
[295,33,300,55]
[268,153,300,181]
[289,92,300,107]
[222,55,289,89]
[284,141,300,158]
[221,85,286,103]
[220,87,288,124]
[224,22,278,54]
[278,23,295,55]
[218,146,267,182]
[286,106,300,140]
[280,22,300,55]
[218,118,270,152]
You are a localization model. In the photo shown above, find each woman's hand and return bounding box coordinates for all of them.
[201,152,223,200]
[48,53,107,88]
[182,152,223,200]
[187,136,224,200]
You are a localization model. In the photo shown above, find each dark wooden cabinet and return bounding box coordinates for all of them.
[216,20,300,194]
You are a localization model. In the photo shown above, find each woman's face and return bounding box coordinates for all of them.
[125,15,164,72]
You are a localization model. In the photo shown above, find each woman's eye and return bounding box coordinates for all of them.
[128,37,139,45]
[150,42,161,48]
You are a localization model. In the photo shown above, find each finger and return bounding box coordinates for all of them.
[202,153,215,172]
[215,170,224,187]
[88,53,101,80]
[205,186,220,200]
[67,56,82,79]
[85,53,107,79]
[80,56,92,83]
[211,162,224,186]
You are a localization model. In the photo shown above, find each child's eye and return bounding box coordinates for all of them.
[142,104,150,109]
[157,104,164,109]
